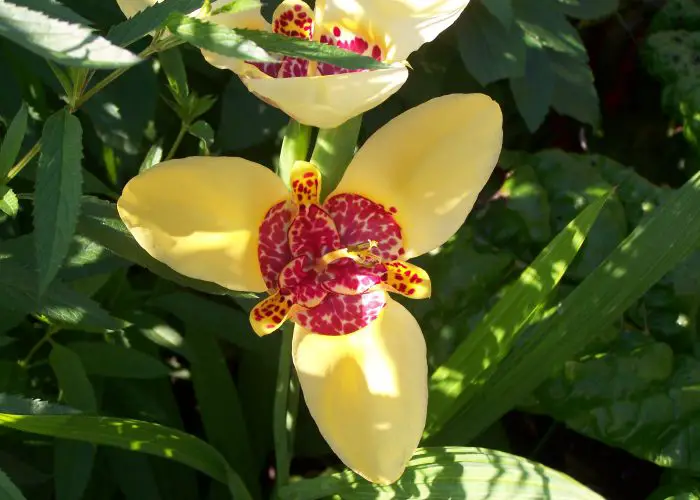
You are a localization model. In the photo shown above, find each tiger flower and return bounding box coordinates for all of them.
[117,94,503,484]
[116,0,472,128]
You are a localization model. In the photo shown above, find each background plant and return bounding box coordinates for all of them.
[0,0,699,499]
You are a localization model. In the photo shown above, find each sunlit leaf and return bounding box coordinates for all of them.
[0,0,141,68]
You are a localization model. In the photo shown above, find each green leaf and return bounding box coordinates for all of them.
[549,51,600,127]
[107,450,162,500]
[509,46,554,131]
[34,109,83,294]
[0,400,252,500]
[76,197,234,296]
[0,185,18,216]
[0,257,125,332]
[217,76,286,152]
[166,13,390,70]
[483,0,514,26]
[158,47,189,100]
[186,322,257,493]
[0,394,77,415]
[188,120,214,146]
[513,0,586,60]
[500,164,551,243]
[49,343,97,412]
[54,440,94,500]
[426,192,609,435]
[107,0,203,47]
[139,142,163,173]
[447,168,700,443]
[279,447,603,500]
[67,341,170,379]
[0,101,27,178]
[530,330,700,472]
[147,292,258,350]
[555,0,619,20]
[0,466,26,500]
[0,0,141,68]
[457,1,526,86]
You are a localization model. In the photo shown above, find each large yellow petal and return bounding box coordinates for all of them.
[322,0,472,62]
[240,65,408,129]
[292,299,427,484]
[117,156,289,293]
[330,93,502,259]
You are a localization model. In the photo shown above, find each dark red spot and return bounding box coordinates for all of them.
[333,26,341,37]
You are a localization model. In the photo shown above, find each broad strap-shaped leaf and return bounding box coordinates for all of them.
[67,341,170,379]
[0,466,26,500]
[77,197,242,296]
[0,101,27,178]
[0,0,140,68]
[34,109,83,294]
[0,395,252,500]
[166,13,390,70]
[107,0,203,47]
[0,256,125,332]
[449,168,700,443]
[426,192,610,436]
[279,447,603,500]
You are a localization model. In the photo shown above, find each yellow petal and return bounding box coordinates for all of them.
[201,6,274,79]
[116,0,158,17]
[117,156,289,292]
[331,93,502,259]
[241,66,408,128]
[322,0,472,62]
[292,298,427,484]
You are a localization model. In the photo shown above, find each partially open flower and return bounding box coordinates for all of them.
[117,93,502,484]
[115,0,472,128]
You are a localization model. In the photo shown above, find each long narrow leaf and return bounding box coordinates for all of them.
[0,405,251,500]
[426,193,610,435]
[0,0,140,68]
[279,447,603,500]
[450,169,700,442]
[0,102,28,179]
[166,14,390,70]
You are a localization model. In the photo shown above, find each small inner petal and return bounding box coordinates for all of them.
[317,24,384,76]
[324,193,404,261]
[321,258,384,296]
[288,204,341,261]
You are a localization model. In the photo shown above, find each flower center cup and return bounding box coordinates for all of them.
[251,163,431,337]
[249,0,385,79]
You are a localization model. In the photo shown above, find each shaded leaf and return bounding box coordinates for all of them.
[54,440,94,500]
[0,466,26,500]
[509,46,554,131]
[0,101,27,178]
[34,108,83,293]
[555,0,619,20]
[68,341,170,379]
[49,343,97,412]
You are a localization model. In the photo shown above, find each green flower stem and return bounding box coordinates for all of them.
[165,121,189,161]
[279,119,312,187]
[310,114,362,201]
[273,323,298,489]
[18,325,60,369]
[5,141,41,183]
